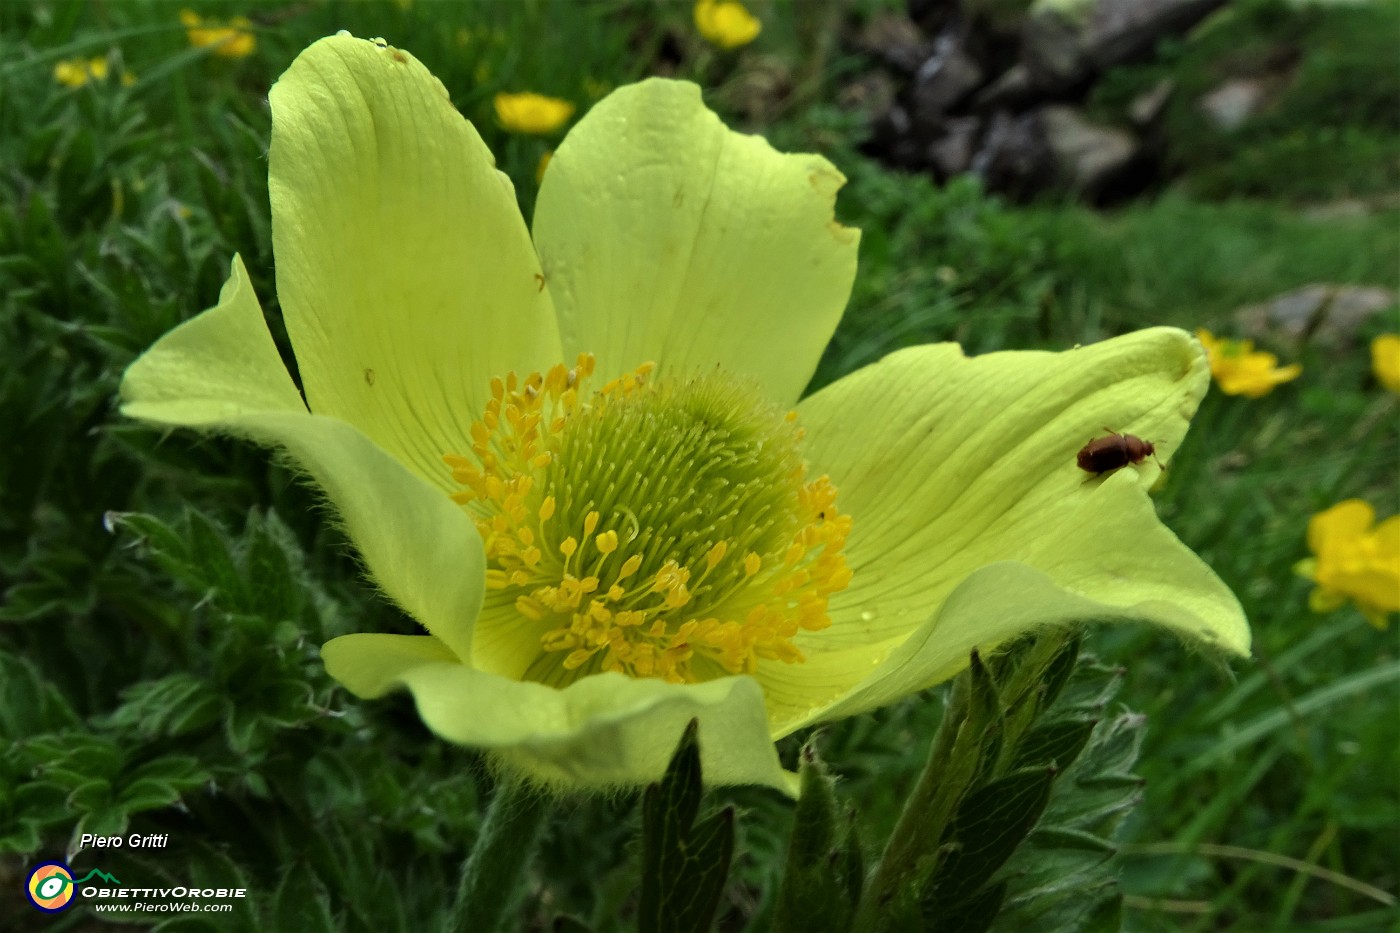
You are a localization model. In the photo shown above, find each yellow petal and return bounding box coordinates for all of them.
[694,0,762,49]
[533,78,859,406]
[269,34,561,493]
[120,257,484,662]
[767,549,1242,734]
[1308,500,1376,555]
[1372,334,1400,393]
[756,328,1248,731]
[494,92,575,135]
[322,634,792,792]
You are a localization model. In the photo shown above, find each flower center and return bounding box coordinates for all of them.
[444,354,852,685]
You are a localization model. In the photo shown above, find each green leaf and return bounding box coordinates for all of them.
[0,650,78,739]
[924,879,1008,933]
[107,673,222,738]
[267,862,339,933]
[638,719,736,933]
[1011,717,1098,771]
[989,662,1147,933]
[926,766,1056,907]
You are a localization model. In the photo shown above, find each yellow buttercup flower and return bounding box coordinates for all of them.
[121,35,1248,793]
[1196,328,1301,397]
[53,56,109,88]
[1372,334,1400,393]
[1296,500,1400,629]
[494,92,575,135]
[695,0,762,49]
[180,9,256,59]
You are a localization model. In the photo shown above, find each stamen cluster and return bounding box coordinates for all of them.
[445,354,852,684]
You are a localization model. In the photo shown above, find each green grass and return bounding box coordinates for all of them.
[2,1,1397,931]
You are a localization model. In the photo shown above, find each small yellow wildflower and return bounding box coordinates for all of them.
[180,9,256,59]
[493,92,575,135]
[1372,334,1400,393]
[694,0,762,49]
[1296,500,1400,629]
[1196,328,1302,397]
[53,56,109,89]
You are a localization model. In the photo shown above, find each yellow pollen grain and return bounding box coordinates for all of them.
[744,552,762,576]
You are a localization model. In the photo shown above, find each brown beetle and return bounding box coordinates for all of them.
[1077,429,1159,476]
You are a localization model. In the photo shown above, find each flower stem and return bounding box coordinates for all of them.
[450,778,552,933]
[855,672,972,930]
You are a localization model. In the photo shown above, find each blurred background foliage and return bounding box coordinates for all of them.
[0,0,1395,930]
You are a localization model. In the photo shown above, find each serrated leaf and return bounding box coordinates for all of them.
[638,719,735,933]
[107,673,222,739]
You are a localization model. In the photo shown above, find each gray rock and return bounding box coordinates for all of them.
[973,63,1036,109]
[1234,284,1399,345]
[1022,7,1091,90]
[1129,77,1175,126]
[856,11,930,74]
[927,116,984,177]
[1085,0,1226,69]
[1023,0,1225,92]
[973,110,1054,196]
[1197,77,1272,131]
[1040,105,1138,194]
[910,33,986,126]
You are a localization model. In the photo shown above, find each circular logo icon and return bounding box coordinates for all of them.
[26,862,76,913]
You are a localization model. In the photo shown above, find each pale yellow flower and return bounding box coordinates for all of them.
[53,56,109,89]
[180,9,256,59]
[1196,329,1301,397]
[1372,334,1400,393]
[695,0,762,49]
[121,35,1249,793]
[494,92,575,135]
[1296,500,1400,629]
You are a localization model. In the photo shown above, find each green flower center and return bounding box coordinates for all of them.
[444,354,852,685]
